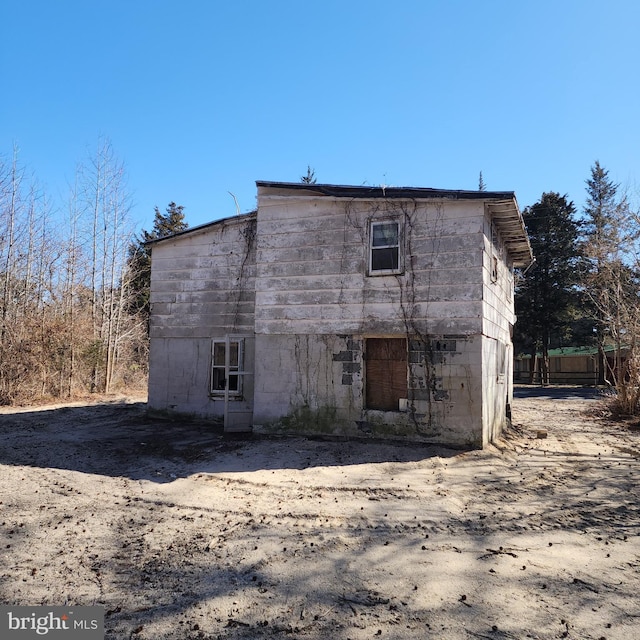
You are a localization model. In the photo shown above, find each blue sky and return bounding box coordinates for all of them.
[2,0,639,230]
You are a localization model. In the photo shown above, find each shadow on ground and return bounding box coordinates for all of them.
[514,384,603,401]
[0,401,457,483]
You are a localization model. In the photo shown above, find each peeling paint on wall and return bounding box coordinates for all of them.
[149,183,528,448]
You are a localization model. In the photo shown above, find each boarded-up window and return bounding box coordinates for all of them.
[365,338,408,411]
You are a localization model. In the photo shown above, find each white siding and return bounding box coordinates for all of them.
[255,191,486,337]
[480,212,517,444]
[149,216,256,338]
[147,215,256,417]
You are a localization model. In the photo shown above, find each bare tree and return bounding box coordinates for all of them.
[0,149,60,401]
[77,137,136,393]
[0,147,21,344]
[581,162,640,414]
[0,139,146,405]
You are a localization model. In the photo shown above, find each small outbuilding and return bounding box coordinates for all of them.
[514,344,629,386]
[147,181,532,448]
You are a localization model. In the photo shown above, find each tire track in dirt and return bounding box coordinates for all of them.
[2,391,640,639]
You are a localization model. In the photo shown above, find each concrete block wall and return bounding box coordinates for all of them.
[148,337,222,418]
[147,214,257,417]
[147,187,527,448]
[255,190,486,338]
[253,332,484,447]
[252,334,362,432]
[480,212,517,444]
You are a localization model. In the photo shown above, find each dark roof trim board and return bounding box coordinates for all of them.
[256,180,515,201]
[146,210,257,246]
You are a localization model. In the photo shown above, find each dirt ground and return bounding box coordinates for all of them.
[1,388,639,640]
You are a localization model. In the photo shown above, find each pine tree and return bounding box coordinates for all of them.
[514,192,582,384]
[580,161,638,389]
[301,166,317,184]
[478,171,486,191]
[583,161,623,264]
[148,202,188,239]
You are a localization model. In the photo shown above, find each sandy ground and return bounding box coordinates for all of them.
[1,388,639,640]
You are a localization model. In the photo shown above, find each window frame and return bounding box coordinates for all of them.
[496,340,507,382]
[368,219,403,276]
[210,338,244,397]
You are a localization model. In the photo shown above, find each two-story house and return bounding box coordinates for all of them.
[147,181,532,448]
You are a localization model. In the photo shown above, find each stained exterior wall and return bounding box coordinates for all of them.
[146,186,523,448]
[252,332,485,447]
[255,190,486,337]
[480,213,516,445]
[252,187,496,446]
[147,215,256,418]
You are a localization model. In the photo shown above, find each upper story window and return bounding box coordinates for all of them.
[369,220,402,275]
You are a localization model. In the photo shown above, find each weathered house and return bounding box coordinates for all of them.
[148,181,532,448]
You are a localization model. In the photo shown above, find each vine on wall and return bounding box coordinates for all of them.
[231,216,257,331]
[340,197,450,433]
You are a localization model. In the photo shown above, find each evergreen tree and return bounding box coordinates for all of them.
[580,161,638,387]
[127,202,188,321]
[147,202,188,240]
[583,161,623,264]
[301,166,317,184]
[514,192,582,384]
[478,171,486,191]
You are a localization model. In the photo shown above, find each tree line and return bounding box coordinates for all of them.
[514,161,640,414]
[3,148,639,416]
[0,140,186,405]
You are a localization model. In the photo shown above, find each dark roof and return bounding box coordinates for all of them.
[257,181,533,267]
[145,210,256,246]
[256,180,515,200]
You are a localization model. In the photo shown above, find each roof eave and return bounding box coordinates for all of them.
[486,200,534,267]
[146,210,257,246]
[256,180,515,201]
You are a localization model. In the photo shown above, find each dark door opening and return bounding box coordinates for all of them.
[365,337,408,411]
